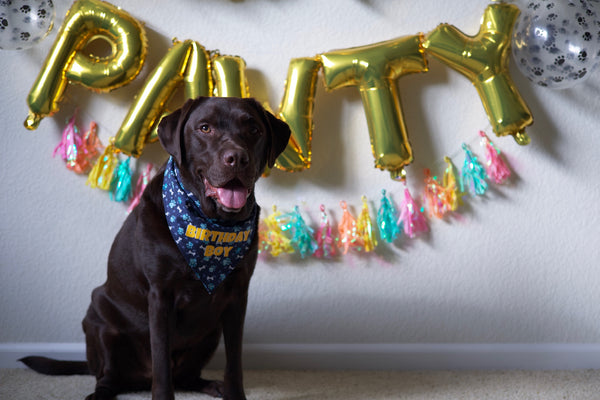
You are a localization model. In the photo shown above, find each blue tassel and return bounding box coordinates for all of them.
[377,189,401,242]
[460,143,488,196]
[277,206,318,258]
[110,157,133,202]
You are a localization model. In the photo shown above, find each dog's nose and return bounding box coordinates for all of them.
[222,148,249,168]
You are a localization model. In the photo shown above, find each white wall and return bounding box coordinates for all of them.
[1,0,599,364]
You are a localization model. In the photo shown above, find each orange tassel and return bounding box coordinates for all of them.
[423,169,448,219]
[338,201,363,254]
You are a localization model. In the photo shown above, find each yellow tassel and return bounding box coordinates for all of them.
[87,139,119,190]
[259,206,295,257]
[357,196,377,252]
[442,156,462,211]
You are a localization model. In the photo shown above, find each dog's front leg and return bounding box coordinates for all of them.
[222,293,248,400]
[148,285,175,400]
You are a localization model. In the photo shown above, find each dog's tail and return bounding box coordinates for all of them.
[19,356,90,375]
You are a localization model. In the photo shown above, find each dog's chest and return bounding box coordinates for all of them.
[173,283,224,331]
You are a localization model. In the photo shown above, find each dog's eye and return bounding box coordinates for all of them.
[198,124,211,134]
[250,126,261,136]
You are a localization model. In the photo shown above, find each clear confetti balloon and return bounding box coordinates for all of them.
[512,0,600,89]
[0,0,55,50]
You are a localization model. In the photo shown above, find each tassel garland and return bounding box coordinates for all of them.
[50,122,513,260]
[255,130,513,259]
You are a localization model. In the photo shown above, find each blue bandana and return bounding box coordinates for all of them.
[162,157,258,294]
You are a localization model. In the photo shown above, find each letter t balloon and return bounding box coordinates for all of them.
[320,35,428,180]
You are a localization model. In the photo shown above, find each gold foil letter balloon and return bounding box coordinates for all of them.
[274,57,321,172]
[423,3,533,145]
[115,40,212,156]
[320,35,428,180]
[24,0,147,130]
[211,54,250,98]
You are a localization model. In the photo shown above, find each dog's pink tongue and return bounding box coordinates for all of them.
[216,186,248,210]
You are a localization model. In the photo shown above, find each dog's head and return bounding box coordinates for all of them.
[158,96,291,221]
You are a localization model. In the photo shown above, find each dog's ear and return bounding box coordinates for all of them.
[158,97,207,165]
[261,107,292,169]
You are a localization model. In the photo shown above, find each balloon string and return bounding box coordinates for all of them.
[412,131,486,174]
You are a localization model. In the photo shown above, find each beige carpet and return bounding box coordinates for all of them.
[1,368,600,399]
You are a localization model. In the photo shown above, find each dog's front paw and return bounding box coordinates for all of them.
[223,387,246,400]
[175,377,224,398]
[223,395,247,400]
[84,386,117,400]
[201,379,225,398]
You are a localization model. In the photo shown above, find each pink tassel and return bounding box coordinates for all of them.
[398,186,428,239]
[53,112,83,169]
[479,130,511,184]
[127,163,154,213]
[314,204,337,258]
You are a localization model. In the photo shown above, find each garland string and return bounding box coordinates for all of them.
[53,112,514,259]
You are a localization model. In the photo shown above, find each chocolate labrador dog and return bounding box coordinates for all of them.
[21,96,291,400]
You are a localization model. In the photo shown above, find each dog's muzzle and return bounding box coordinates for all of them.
[204,178,252,212]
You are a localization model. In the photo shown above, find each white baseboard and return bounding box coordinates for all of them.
[2,342,600,370]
